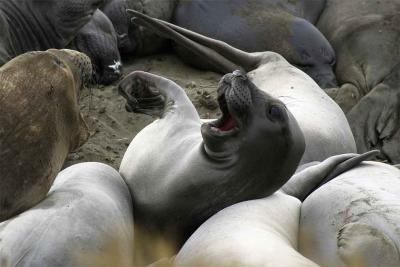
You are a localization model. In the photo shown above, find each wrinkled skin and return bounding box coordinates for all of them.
[73,9,122,85]
[318,0,400,163]
[119,70,305,265]
[0,0,102,65]
[0,49,91,222]
[173,0,336,88]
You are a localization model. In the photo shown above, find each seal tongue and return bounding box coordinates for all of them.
[219,115,237,131]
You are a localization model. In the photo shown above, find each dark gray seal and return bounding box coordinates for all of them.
[317,0,400,163]
[102,0,176,55]
[73,9,122,85]
[172,0,336,88]
[0,0,102,65]
[118,70,305,265]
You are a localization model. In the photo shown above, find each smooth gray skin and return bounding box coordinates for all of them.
[73,9,122,85]
[175,191,319,267]
[0,0,102,65]
[119,70,305,264]
[174,152,378,267]
[128,10,357,165]
[0,162,134,267]
[318,0,400,163]
[172,0,336,89]
[299,161,400,267]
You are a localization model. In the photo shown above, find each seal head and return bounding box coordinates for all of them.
[202,70,305,193]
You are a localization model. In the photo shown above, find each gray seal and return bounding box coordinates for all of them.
[174,152,377,267]
[299,161,400,267]
[118,70,305,265]
[0,162,134,267]
[73,9,122,85]
[128,10,357,165]
[172,0,336,88]
[317,0,400,163]
[0,0,101,65]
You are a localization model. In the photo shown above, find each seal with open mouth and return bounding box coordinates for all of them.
[119,70,305,265]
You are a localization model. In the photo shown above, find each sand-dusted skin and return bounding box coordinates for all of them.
[0,49,91,221]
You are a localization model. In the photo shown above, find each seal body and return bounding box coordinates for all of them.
[317,0,400,163]
[300,161,400,267]
[0,0,101,65]
[73,9,122,85]
[174,191,318,267]
[0,162,134,267]
[248,52,356,164]
[104,0,176,55]
[119,70,305,264]
[0,49,91,221]
[173,0,336,88]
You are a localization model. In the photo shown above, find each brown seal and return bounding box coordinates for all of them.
[0,49,91,221]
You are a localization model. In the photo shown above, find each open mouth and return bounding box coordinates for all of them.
[206,91,240,136]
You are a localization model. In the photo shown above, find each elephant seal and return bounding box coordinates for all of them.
[0,49,91,222]
[0,0,102,65]
[103,0,176,55]
[299,161,400,267]
[0,162,134,267]
[173,151,378,267]
[119,70,305,264]
[171,0,336,88]
[73,9,122,85]
[317,0,400,163]
[128,10,357,164]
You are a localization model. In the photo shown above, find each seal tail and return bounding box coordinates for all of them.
[281,150,380,201]
[126,9,260,73]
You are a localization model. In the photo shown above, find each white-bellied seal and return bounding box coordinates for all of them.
[127,10,357,164]
[299,161,400,267]
[171,0,336,88]
[317,0,400,163]
[119,70,305,264]
[0,49,91,222]
[73,9,122,85]
[0,162,134,267]
[0,0,102,65]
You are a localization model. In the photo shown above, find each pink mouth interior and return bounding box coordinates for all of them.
[218,115,237,131]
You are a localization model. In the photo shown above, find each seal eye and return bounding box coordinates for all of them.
[268,105,284,121]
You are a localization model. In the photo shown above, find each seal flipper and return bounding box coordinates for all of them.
[281,150,380,201]
[118,71,200,121]
[127,9,262,73]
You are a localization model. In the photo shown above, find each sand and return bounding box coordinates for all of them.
[64,54,222,170]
